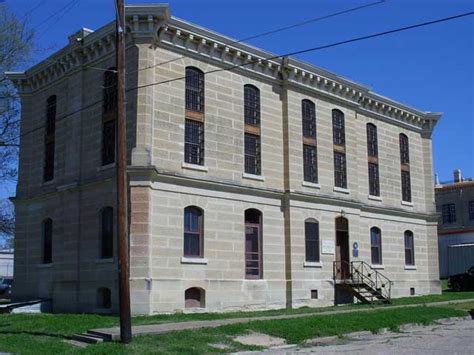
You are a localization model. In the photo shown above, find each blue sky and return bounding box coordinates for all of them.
[4,0,474,198]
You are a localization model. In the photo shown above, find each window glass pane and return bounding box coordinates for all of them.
[401,170,411,202]
[244,85,260,126]
[400,134,410,164]
[334,152,347,188]
[245,133,261,175]
[103,69,117,113]
[302,100,316,138]
[184,119,204,165]
[102,120,116,165]
[370,228,382,265]
[186,68,204,112]
[184,233,200,256]
[303,145,317,183]
[101,208,113,258]
[367,124,378,157]
[245,210,262,278]
[305,221,319,262]
[43,219,52,264]
[368,163,380,196]
[332,110,345,145]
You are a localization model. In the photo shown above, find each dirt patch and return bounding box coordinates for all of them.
[233,332,286,347]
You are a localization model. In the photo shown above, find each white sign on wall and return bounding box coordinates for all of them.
[321,239,335,255]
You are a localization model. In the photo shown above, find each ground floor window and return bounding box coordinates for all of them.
[185,287,205,308]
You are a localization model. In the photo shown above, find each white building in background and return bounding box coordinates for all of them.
[0,249,14,278]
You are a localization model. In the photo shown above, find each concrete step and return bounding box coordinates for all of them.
[87,329,115,341]
[72,333,105,344]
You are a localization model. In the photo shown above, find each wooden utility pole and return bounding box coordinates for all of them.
[115,0,132,344]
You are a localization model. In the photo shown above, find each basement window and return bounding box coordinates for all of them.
[185,287,205,308]
[97,287,111,309]
[311,289,318,299]
[410,287,415,296]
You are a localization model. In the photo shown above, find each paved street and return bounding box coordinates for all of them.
[257,318,474,355]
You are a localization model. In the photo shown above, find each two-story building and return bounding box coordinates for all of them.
[6,4,442,314]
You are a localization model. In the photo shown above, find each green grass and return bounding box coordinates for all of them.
[0,306,467,354]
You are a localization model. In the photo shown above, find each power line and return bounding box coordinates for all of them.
[4,10,474,146]
[130,0,387,74]
[36,0,81,40]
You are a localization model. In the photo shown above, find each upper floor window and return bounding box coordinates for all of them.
[399,133,410,165]
[305,219,320,263]
[102,68,117,166]
[245,209,262,279]
[370,227,382,265]
[42,218,53,264]
[244,85,260,126]
[184,206,203,257]
[184,119,205,165]
[332,109,345,146]
[366,123,378,157]
[442,203,456,224]
[44,95,56,182]
[100,207,114,259]
[302,100,316,139]
[404,230,415,266]
[469,201,474,220]
[185,67,204,113]
[244,133,261,175]
[334,152,347,189]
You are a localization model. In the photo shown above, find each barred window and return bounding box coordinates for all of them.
[334,152,347,188]
[370,227,382,265]
[44,95,56,182]
[305,219,320,262]
[332,109,345,145]
[244,85,260,126]
[404,230,415,266]
[100,207,114,259]
[103,68,117,114]
[184,119,204,165]
[184,206,203,257]
[366,123,378,157]
[368,162,380,197]
[399,133,410,165]
[401,170,411,202]
[303,145,317,183]
[442,203,456,224]
[185,67,204,112]
[302,99,316,139]
[469,201,474,220]
[245,133,261,175]
[42,218,53,264]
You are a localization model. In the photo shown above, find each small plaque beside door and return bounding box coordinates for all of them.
[322,240,335,255]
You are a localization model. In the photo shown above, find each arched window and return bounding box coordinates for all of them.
[305,219,319,262]
[244,85,262,175]
[185,67,204,113]
[102,67,117,166]
[367,123,380,196]
[332,109,345,145]
[100,207,114,259]
[404,230,415,266]
[302,100,318,184]
[244,85,260,126]
[184,206,203,257]
[245,209,262,279]
[97,287,111,309]
[185,287,205,308]
[332,109,347,188]
[44,95,56,182]
[399,133,411,202]
[42,218,53,264]
[370,227,382,265]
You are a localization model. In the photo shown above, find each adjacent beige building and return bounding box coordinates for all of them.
[7,4,442,315]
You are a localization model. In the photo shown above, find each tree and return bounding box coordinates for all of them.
[0,4,34,247]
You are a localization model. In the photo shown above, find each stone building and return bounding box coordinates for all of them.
[6,4,442,314]
[435,170,474,278]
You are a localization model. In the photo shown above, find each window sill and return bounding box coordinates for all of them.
[302,181,321,189]
[182,162,208,172]
[97,163,116,172]
[181,257,208,265]
[401,201,414,207]
[333,186,350,194]
[37,263,53,269]
[370,264,384,270]
[95,258,115,264]
[41,180,55,187]
[242,173,265,181]
[404,265,417,270]
[368,195,382,201]
[304,261,323,268]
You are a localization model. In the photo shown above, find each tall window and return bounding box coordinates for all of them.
[184,206,203,257]
[302,100,317,183]
[42,218,53,264]
[245,209,262,279]
[332,109,347,188]
[44,95,56,181]
[399,134,411,202]
[185,67,205,165]
[305,219,320,262]
[244,85,261,175]
[100,207,114,259]
[102,68,117,166]
[367,123,380,196]
[442,203,456,224]
[469,201,474,220]
[370,227,382,265]
[404,230,415,266]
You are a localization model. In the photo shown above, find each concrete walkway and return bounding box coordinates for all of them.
[88,298,474,341]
